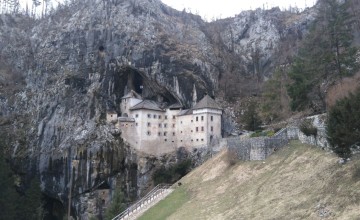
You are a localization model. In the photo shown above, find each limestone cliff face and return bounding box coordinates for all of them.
[0,0,316,218]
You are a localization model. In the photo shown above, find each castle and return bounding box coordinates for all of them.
[107,91,223,155]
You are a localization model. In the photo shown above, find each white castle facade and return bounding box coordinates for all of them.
[107,91,223,155]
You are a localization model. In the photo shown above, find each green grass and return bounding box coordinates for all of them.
[138,187,189,220]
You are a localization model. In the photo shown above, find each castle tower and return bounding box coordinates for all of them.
[120,90,142,117]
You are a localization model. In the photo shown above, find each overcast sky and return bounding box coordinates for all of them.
[161,0,316,20]
[18,0,316,20]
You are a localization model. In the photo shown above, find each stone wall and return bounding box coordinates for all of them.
[222,127,298,161]
[221,114,330,161]
[297,114,329,149]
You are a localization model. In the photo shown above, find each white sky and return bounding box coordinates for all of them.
[18,0,317,20]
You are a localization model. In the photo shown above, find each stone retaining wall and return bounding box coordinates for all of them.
[223,126,308,161]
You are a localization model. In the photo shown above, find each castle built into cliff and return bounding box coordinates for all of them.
[107,91,223,155]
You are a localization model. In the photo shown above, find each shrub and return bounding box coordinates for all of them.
[152,159,192,185]
[225,148,238,166]
[327,87,360,158]
[299,119,318,136]
[250,130,275,138]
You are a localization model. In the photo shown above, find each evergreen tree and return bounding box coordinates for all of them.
[16,176,44,220]
[287,0,358,112]
[327,87,360,158]
[261,68,291,123]
[0,137,19,220]
[243,101,262,131]
[104,188,126,220]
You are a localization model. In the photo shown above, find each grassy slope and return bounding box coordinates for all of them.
[140,141,360,220]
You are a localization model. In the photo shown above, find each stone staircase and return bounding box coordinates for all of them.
[111,184,173,220]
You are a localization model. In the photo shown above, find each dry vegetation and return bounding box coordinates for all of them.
[326,72,360,107]
[141,141,360,220]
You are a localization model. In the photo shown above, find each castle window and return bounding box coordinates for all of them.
[181,121,183,124]
[201,116,204,121]
[164,139,167,142]
[147,114,151,118]
[196,139,199,141]
[211,126,213,132]
[196,116,198,121]
[147,131,151,135]
[191,130,193,132]
[172,124,175,128]
[196,127,198,132]
[147,122,151,127]
[136,114,139,118]
[159,115,161,119]
[173,116,175,119]
[191,120,193,123]
[153,114,156,119]
[191,139,193,142]
[181,140,183,142]
[201,127,204,131]
[159,123,162,128]
[211,116,213,121]
[201,139,204,141]
[181,131,183,133]
[158,132,161,136]
[164,132,167,136]
[136,123,138,126]
[165,116,167,119]
[173,132,175,136]
[164,123,167,128]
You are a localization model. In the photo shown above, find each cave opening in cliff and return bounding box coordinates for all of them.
[42,194,65,220]
[118,66,178,104]
[130,69,144,95]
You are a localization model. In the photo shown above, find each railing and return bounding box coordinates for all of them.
[112,184,172,220]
